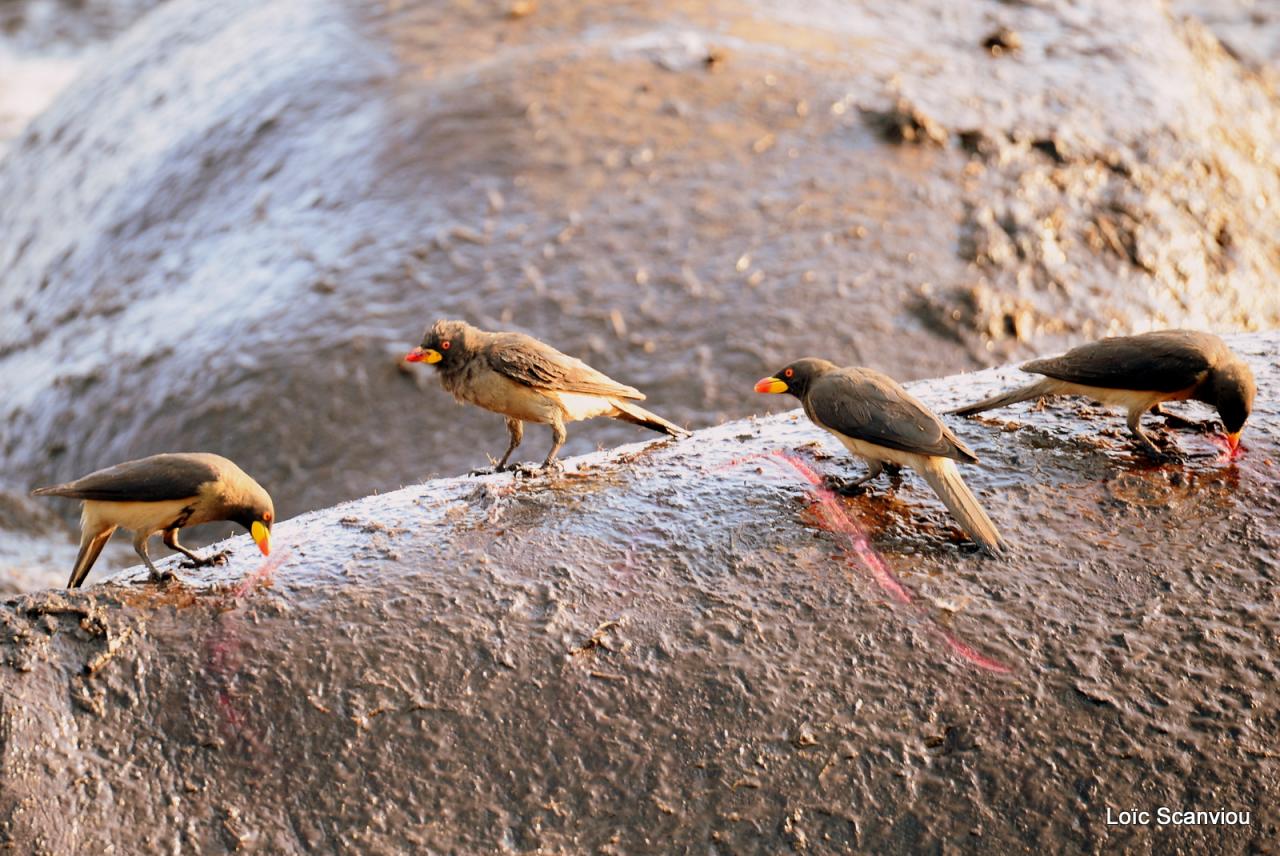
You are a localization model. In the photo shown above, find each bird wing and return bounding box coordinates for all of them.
[1022,330,1214,392]
[808,369,976,462]
[32,454,218,501]
[486,333,645,399]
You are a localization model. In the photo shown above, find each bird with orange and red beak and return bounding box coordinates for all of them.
[406,319,689,470]
[32,453,274,588]
[950,330,1255,459]
[756,359,1004,554]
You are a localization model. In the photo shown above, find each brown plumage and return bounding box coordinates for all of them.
[406,320,689,469]
[32,453,274,588]
[950,330,1256,457]
[756,358,1004,554]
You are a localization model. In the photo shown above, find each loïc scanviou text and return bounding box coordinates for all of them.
[1106,807,1251,826]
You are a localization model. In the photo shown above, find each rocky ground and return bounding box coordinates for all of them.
[1,332,1275,853]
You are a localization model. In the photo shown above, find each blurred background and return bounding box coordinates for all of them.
[1,0,1278,591]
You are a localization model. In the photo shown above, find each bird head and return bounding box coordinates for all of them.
[231,491,274,556]
[1209,359,1256,453]
[754,358,838,399]
[405,319,474,368]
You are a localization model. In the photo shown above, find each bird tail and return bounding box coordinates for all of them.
[610,400,690,438]
[31,484,76,497]
[949,378,1055,417]
[920,459,1004,554]
[68,526,116,589]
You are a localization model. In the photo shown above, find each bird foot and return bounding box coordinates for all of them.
[1138,445,1186,465]
[823,475,868,496]
[1163,414,1219,434]
[149,568,177,584]
[469,465,509,476]
[539,460,565,475]
[179,550,231,569]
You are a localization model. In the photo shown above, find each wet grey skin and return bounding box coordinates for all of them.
[31,453,275,588]
[950,329,1256,459]
[756,358,1004,554]
[405,319,689,471]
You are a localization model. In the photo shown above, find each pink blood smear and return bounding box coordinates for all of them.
[202,548,289,751]
[722,450,1013,675]
[232,549,287,598]
[1208,433,1244,461]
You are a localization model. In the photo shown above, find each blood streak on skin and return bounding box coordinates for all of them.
[1208,433,1245,461]
[202,548,290,750]
[232,549,287,598]
[720,450,1013,675]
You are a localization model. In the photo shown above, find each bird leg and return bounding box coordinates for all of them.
[542,419,567,470]
[163,529,229,568]
[1128,409,1183,461]
[1149,404,1218,433]
[825,460,884,496]
[133,532,174,582]
[496,418,525,470]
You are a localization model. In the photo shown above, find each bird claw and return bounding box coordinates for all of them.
[494,462,541,477]
[178,549,230,569]
[469,466,506,476]
[149,568,177,584]
[823,475,866,496]
[1140,446,1185,465]
[1160,412,1218,433]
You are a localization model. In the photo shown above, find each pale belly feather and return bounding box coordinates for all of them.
[1047,380,1185,413]
[549,391,616,422]
[830,432,927,469]
[82,498,198,537]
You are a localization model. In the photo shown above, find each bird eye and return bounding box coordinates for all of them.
[784,368,794,378]
[264,512,273,523]
[441,340,451,350]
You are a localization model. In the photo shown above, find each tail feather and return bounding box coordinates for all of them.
[610,400,690,438]
[949,378,1055,417]
[920,459,1004,554]
[31,484,76,497]
[68,526,116,589]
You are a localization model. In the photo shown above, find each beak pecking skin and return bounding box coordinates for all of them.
[251,521,272,556]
